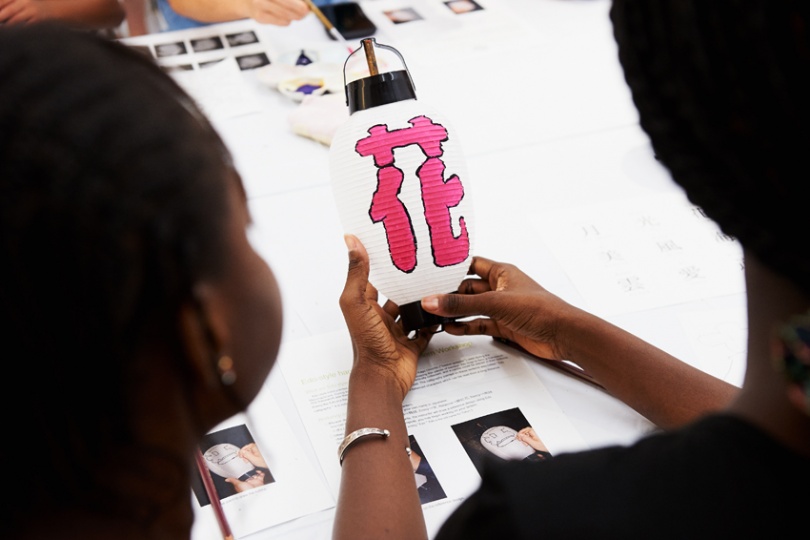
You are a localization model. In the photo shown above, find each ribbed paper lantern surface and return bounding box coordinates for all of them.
[330,39,475,333]
[202,443,254,479]
[480,426,535,460]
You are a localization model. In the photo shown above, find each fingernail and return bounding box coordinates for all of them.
[344,234,357,251]
[422,296,438,311]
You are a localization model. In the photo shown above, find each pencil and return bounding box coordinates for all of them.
[195,448,235,540]
[301,0,353,52]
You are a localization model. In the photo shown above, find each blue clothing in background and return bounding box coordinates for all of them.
[157,0,208,30]
[157,0,345,32]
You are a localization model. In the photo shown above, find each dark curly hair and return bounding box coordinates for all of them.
[611,1,810,295]
[0,23,236,510]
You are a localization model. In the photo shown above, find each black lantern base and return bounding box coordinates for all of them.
[398,300,456,334]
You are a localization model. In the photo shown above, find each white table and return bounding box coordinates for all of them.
[124,1,747,538]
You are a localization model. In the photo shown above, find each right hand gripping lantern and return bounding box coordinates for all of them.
[329,38,476,335]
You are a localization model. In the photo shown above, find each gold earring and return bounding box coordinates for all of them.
[217,355,237,386]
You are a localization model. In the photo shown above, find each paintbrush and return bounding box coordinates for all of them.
[302,0,353,53]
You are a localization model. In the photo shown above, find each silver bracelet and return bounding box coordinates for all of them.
[338,427,390,466]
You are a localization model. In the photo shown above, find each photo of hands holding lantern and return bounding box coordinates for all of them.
[192,425,275,503]
[451,408,553,476]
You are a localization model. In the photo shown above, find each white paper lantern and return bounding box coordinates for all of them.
[202,442,254,480]
[330,38,475,333]
[479,425,535,461]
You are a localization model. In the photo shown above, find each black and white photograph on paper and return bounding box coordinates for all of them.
[122,21,275,73]
[191,35,225,52]
[451,407,553,477]
[155,41,187,57]
[444,0,484,14]
[226,30,260,47]
[191,424,276,505]
[383,7,423,24]
[236,52,271,70]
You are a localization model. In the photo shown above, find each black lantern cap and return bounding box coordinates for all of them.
[342,38,417,113]
[346,70,416,114]
[398,299,457,334]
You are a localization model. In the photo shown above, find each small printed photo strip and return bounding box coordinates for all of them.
[226,30,260,47]
[384,7,423,24]
[444,0,484,14]
[236,52,271,70]
[155,41,188,58]
[191,36,225,53]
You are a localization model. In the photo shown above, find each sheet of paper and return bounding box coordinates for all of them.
[359,0,529,60]
[119,21,275,121]
[190,391,333,540]
[170,57,265,121]
[277,329,586,537]
[678,306,747,386]
[120,19,279,71]
[532,191,745,317]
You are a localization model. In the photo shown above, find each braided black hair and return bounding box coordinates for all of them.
[611,1,810,295]
[0,23,235,511]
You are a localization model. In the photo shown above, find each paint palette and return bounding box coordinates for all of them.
[256,47,346,101]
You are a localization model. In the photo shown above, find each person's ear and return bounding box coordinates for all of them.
[178,283,234,390]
